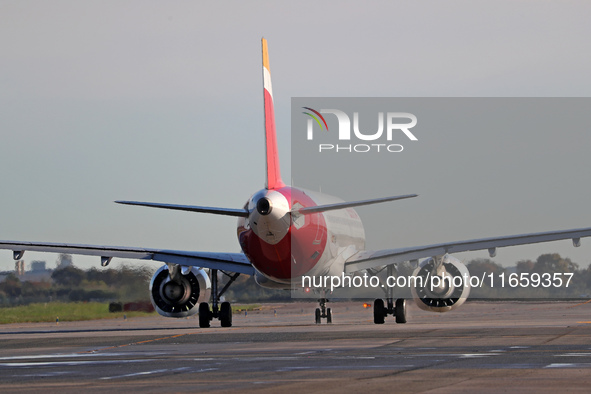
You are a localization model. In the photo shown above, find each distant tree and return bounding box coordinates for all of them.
[84,265,152,302]
[466,258,505,278]
[577,264,591,294]
[113,266,152,302]
[67,288,117,302]
[51,266,85,287]
[87,267,119,285]
[533,253,578,274]
[0,273,22,297]
[463,258,507,296]
[516,260,535,273]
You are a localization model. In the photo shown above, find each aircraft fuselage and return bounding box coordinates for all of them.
[237,186,365,286]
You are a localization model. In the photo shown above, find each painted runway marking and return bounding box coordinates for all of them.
[0,359,150,367]
[79,332,196,354]
[99,366,194,380]
[545,363,591,368]
[567,299,591,308]
[13,371,72,378]
[556,353,591,357]
[276,364,415,371]
[0,352,158,361]
[412,353,499,358]
[276,366,312,372]
[238,357,298,361]
[478,364,544,369]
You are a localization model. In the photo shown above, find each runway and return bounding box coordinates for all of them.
[2,300,591,393]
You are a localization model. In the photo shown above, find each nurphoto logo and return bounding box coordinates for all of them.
[302,107,418,153]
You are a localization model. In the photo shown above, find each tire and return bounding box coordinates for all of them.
[326,308,332,324]
[315,308,321,324]
[395,298,406,324]
[198,302,211,328]
[220,301,232,327]
[373,299,385,324]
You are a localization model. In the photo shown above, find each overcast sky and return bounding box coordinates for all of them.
[1,1,591,272]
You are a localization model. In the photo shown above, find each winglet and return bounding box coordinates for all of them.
[262,38,285,190]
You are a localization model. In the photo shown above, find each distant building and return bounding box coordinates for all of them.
[56,254,73,269]
[1,255,76,283]
[0,260,53,283]
[21,260,53,282]
[31,261,47,272]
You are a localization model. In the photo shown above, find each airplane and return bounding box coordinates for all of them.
[2,38,591,328]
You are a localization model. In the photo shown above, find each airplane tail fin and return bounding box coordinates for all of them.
[262,38,285,190]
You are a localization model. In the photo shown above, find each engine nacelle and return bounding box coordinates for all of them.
[411,254,470,313]
[149,265,211,318]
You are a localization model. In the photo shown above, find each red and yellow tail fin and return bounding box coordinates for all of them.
[262,38,285,190]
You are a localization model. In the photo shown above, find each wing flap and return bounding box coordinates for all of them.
[344,226,591,273]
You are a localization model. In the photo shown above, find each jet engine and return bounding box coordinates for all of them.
[149,265,211,318]
[411,254,470,313]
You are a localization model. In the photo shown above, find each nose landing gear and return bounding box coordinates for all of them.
[315,298,332,324]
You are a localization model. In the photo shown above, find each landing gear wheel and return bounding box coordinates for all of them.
[315,308,321,324]
[198,302,211,328]
[395,298,406,324]
[373,299,385,324]
[220,301,232,327]
[326,308,332,324]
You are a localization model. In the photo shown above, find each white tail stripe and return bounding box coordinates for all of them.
[263,67,273,100]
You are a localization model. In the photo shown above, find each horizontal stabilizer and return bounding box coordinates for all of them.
[295,194,418,215]
[115,201,249,218]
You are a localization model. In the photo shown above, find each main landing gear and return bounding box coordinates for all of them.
[373,298,406,324]
[372,264,406,325]
[315,298,332,324]
[199,269,240,328]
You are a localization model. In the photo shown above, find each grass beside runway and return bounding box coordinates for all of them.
[0,302,263,324]
[0,302,156,324]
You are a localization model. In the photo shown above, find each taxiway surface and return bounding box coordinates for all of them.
[1,300,591,393]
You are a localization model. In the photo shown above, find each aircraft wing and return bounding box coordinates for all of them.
[0,241,254,275]
[344,226,591,273]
